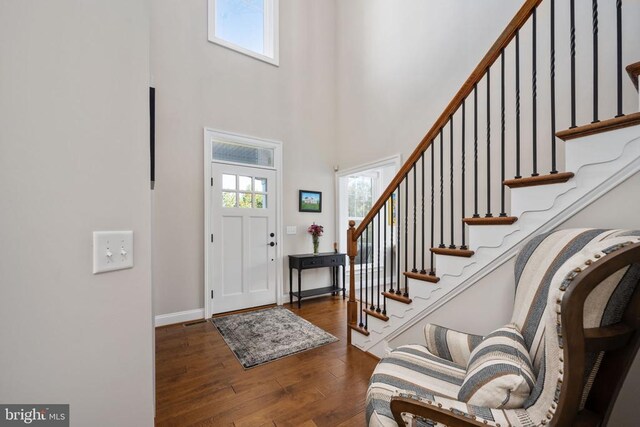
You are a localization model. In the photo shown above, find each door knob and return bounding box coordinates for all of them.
[269,242,277,247]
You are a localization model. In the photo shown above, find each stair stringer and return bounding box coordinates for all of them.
[352,124,640,356]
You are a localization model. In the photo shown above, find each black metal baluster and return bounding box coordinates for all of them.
[429,145,436,276]
[592,0,599,123]
[486,69,493,218]
[461,100,467,250]
[389,192,394,294]
[404,177,409,297]
[371,220,375,311]
[550,0,558,174]
[358,236,363,328]
[473,85,480,217]
[377,212,381,312]
[364,223,369,327]
[449,115,456,249]
[412,166,417,273]
[420,152,426,274]
[396,184,402,296]
[570,0,577,128]
[369,217,380,311]
[439,130,445,247]
[500,49,507,217]
[515,31,522,179]
[383,200,387,315]
[616,0,624,118]
[532,8,539,177]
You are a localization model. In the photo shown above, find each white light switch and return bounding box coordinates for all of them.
[286,226,297,235]
[93,231,134,274]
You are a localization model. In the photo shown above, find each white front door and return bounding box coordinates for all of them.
[210,163,277,314]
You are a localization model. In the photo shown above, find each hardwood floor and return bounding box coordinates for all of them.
[155,296,379,426]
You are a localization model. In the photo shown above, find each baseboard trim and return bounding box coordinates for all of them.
[155,308,205,327]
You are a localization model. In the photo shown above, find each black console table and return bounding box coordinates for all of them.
[288,252,346,308]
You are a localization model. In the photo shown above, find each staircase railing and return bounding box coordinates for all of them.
[346,0,636,340]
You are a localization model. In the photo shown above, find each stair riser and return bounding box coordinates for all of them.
[468,224,520,252]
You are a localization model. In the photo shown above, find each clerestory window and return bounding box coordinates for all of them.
[208,0,279,66]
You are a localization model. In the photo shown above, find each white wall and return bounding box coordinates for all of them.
[0,1,154,426]
[151,0,338,316]
[335,0,522,169]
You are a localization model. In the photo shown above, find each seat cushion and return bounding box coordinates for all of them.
[458,324,535,409]
[366,344,466,427]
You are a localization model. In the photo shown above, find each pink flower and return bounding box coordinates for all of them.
[307,222,324,237]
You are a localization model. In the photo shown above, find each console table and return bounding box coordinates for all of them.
[288,252,346,308]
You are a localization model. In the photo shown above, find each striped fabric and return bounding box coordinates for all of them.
[458,324,535,409]
[424,324,484,367]
[367,345,465,427]
[366,229,640,427]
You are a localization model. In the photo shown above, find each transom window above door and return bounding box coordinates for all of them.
[221,174,268,209]
[208,0,279,66]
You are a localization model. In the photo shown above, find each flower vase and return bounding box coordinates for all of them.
[312,236,319,255]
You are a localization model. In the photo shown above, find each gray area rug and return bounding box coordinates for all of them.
[211,307,338,369]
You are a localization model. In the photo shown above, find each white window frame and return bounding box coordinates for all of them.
[335,155,402,278]
[207,0,280,66]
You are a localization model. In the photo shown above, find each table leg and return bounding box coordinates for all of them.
[331,266,336,296]
[298,268,302,309]
[289,266,293,306]
[342,264,346,299]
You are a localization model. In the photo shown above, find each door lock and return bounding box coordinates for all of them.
[270,232,275,237]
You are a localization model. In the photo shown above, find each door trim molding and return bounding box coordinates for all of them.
[203,128,283,319]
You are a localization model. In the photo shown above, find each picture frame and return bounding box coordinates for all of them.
[299,190,322,213]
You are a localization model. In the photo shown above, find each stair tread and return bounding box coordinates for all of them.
[627,61,640,91]
[403,271,440,283]
[430,247,475,258]
[463,216,518,225]
[382,292,412,304]
[504,172,574,188]
[363,308,389,321]
[556,112,640,141]
[348,323,370,336]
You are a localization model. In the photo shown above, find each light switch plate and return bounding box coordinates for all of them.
[93,231,134,274]
[286,226,297,235]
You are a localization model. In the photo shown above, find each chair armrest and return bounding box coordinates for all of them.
[424,324,484,366]
[390,393,508,427]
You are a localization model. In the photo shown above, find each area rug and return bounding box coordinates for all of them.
[211,307,338,369]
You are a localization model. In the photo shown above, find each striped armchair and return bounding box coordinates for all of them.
[366,229,640,426]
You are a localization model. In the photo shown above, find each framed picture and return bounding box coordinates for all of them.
[299,190,322,213]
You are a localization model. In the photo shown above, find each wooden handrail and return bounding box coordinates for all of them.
[352,0,543,240]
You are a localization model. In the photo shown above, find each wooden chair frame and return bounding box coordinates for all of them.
[390,242,640,427]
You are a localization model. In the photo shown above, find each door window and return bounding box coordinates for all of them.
[220,174,268,209]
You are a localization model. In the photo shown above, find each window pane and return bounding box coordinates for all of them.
[212,141,274,168]
[254,177,267,193]
[222,192,237,207]
[348,176,373,218]
[215,0,265,54]
[255,194,266,208]
[239,176,252,192]
[238,192,253,208]
[222,174,236,190]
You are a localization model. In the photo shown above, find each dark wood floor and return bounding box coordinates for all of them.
[155,296,379,426]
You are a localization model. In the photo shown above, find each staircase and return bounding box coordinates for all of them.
[345,0,640,357]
